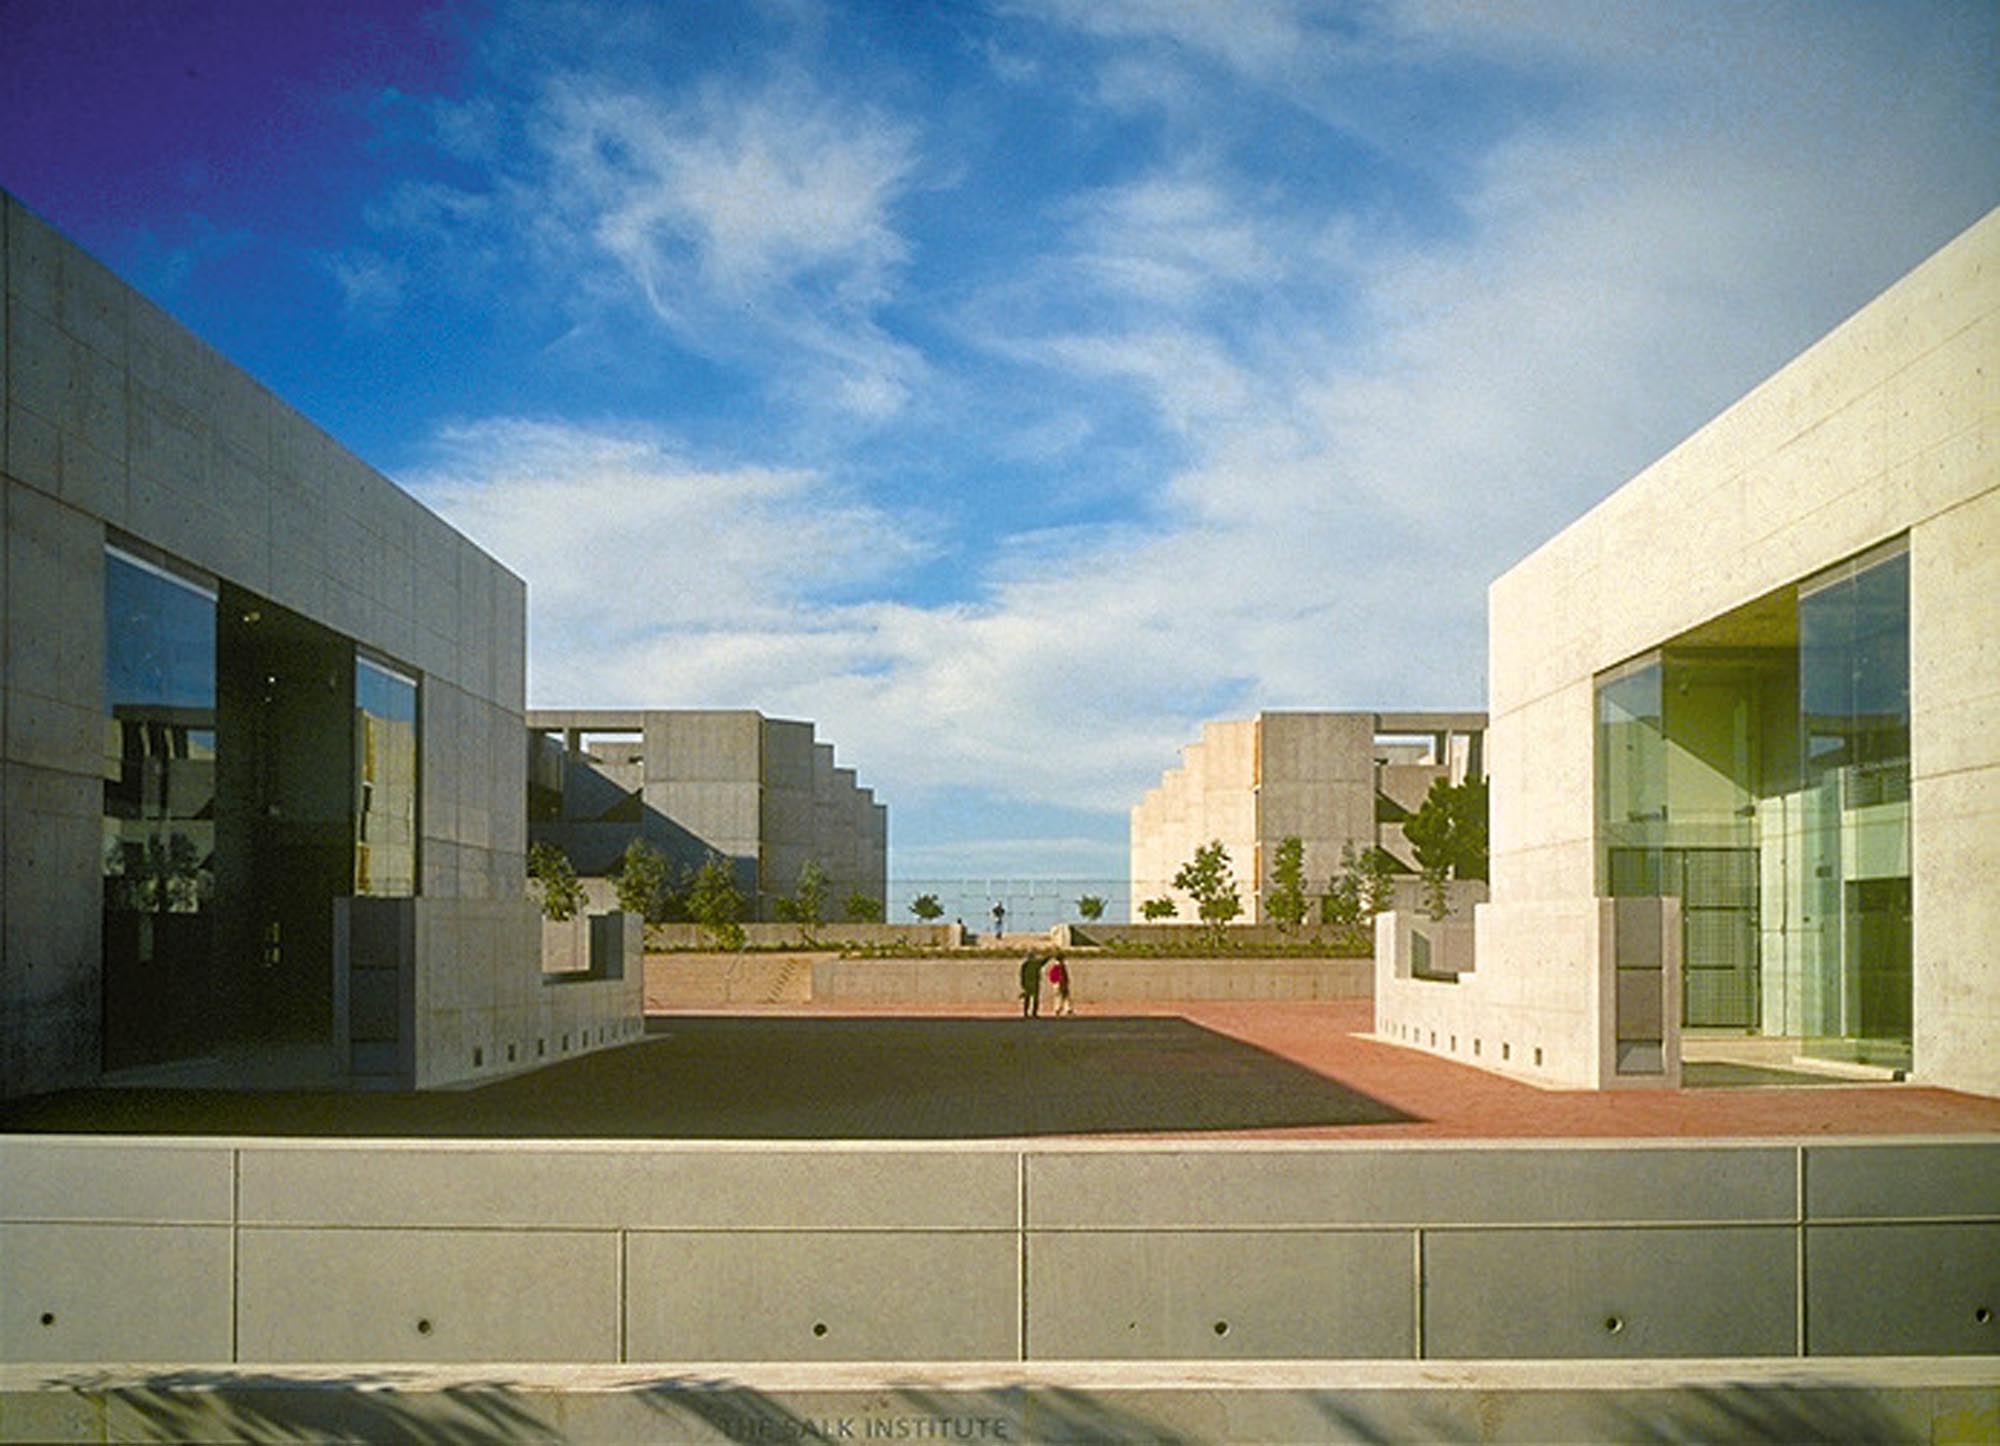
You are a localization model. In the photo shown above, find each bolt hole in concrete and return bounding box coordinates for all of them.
[813,1322,829,1337]
[1604,1315,1625,1334]
[1978,1307,1993,1325]
[39,1313,54,1327]
[416,1319,433,1335]
[1213,1320,1230,1337]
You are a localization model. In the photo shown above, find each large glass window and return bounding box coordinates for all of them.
[101,542,428,1074]
[354,654,419,897]
[1798,544,1910,1064]
[1594,538,1911,1069]
[102,546,219,1069]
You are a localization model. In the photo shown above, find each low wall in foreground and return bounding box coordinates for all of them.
[645,954,1375,1009]
[3,1137,1995,1366]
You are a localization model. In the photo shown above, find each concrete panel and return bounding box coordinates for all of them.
[1805,1142,2000,1220]
[0,1140,233,1223]
[237,1227,618,1363]
[240,1147,1017,1230]
[1806,1223,2000,1356]
[626,1230,1018,1361]
[1424,1227,1796,1358]
[1027,1148,1794,1228]
[0,1223,232,1362]
[1029,1229,1412,1360]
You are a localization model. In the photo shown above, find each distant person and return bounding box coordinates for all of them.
[1019,950,1046,1017]
[992,901,1007,936]
[1049,953,1074,1016]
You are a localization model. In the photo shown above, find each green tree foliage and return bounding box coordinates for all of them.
[1403,775,1490,917]
[1358,845,1397,919]
[1321,843,1396,932]
[686,852,745,950]
[1076,894,1107,921]
[1139,896,1178,920]
[1173,839,1242,940]
[844,891,884,923]
[909,892,945,921]
[1321,846,1362,930]
[611,837,672,923]
[774,859,829,939]
[527,841,587,922]
[1266,835,1309,931]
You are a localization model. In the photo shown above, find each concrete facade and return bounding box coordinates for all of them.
[0,190,638,1098]
[4,1134,1994,1365]
[528,708,887,922]
[1381,205,1999,1097]
[1130,711,1485,923]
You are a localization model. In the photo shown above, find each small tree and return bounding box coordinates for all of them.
[612,837,670,923]
[1173,839,1242,942]
[685,851,745,950]
[1139,896,1178,920]
[844,891,884,923]
[527,841,586,922]
[774,859,829,942]
[1321,843,1394,936]
[1404,775,1490,918]
[909,893,945,921]
[1076,894,1106,921]
[1266,835,1309,932]
[1358,845,1396,920]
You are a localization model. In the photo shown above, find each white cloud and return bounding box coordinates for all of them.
[529,74,926,418]
[325,249,406,319]
[408,417,931,649]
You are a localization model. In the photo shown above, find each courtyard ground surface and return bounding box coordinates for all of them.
[2,1000,1997,1139]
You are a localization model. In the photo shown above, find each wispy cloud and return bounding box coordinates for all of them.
[526,73,925,417]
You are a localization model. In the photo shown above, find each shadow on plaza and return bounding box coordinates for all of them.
[0,1017,1413,1138]
[40,1370,1927,1444]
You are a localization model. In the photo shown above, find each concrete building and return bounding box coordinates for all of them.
[528,709,887,922]
[0,190,639,1099]
[1130,711,1485,923]
[1378,205,2000,1097]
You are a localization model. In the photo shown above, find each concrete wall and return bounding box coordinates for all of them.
[1131,712,1486,925]
[1455,206,2000,1096]
[528,710,887,923]
[0,190,545,1099]
[643,953,1375,1008]
[5,1136,1994,1365]
[1376,898,1681,1089]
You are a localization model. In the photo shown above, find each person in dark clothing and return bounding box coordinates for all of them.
[1019,951,1046,1017]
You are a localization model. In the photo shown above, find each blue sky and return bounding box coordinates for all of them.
[5,0,1997,882]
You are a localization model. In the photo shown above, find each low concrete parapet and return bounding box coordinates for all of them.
[646,954,1374,1008]
[647,923,958,952]
[2,1137,1994,1368]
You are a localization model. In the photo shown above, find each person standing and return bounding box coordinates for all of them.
[1018,950,1045,1018]
[992,900,1007,937]
[1049,953,1074,1016]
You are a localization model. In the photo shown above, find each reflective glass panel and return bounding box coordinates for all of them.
[354,655,419,896]
[1798,548,1910,1066]
[102,547,219,1068]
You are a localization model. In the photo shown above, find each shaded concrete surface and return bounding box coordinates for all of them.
[3,1001,1998,1139]
[0,1015,1408,1139]
[5,1361,1994,1444]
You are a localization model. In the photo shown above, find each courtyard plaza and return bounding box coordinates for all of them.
[3,998,1995,1141]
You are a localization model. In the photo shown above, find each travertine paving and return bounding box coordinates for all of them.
[2,1000,1995,1140]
